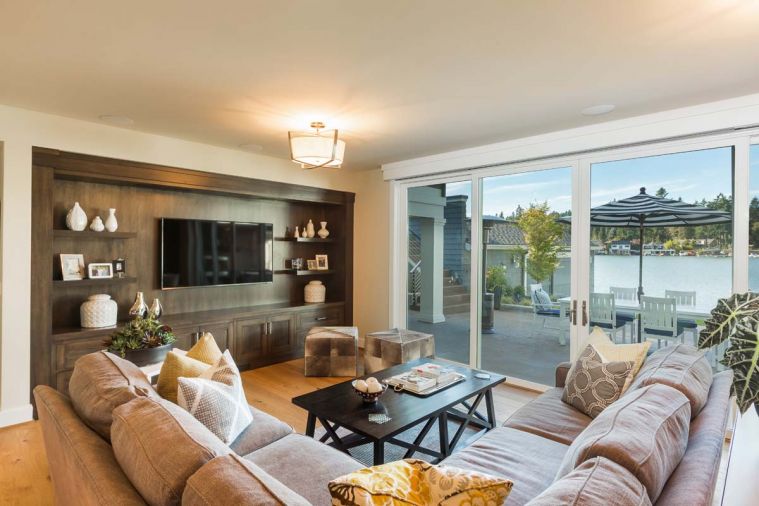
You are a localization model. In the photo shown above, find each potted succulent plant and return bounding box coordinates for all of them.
[103,315,176,366]
[698,292,759,415]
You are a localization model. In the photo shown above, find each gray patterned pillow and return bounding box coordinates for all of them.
[178,350,253,443]
[561,345,634,418]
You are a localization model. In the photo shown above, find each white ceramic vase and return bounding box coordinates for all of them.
[80,294,118,328]
[89,216,105,232]
[105,208,118,232]
[66,202,88,231]
[317,221,329,239]
[306,219,316,238]
[294,226,300,238]
[304,280,326,303]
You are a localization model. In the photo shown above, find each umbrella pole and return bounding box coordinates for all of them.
[637,221,644,343]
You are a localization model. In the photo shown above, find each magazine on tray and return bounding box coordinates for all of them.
[384,366,466,395]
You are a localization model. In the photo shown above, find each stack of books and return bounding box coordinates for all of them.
[385,364,464,394]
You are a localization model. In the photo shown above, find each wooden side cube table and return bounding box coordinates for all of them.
[304,327,359,377]
[364,329,435,374]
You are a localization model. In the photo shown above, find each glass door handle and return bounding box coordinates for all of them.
[582,301,588,326]
[570,300,578,325]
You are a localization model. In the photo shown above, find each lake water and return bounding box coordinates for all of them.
[590,255,752,314]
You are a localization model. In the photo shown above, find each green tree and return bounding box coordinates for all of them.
[516,203,563,284]
[486,265,509,292]
[655,187,669,198]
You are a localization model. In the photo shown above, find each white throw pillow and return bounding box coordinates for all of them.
[177,350,252,443]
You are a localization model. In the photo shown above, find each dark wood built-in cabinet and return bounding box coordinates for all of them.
[31,148,354,402]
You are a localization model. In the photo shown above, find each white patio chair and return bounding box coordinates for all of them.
[640,296,682,349]
[530,284,567,346]
[610,286,637,301]
[589,293,633,343]
[664,290,696,306]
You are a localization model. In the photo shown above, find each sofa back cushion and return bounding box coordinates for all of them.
[69,351,158,441]
[183,454,310,506]
[626,343,712,419]
[112,396,231,506]
[556,383,691,503]
[527,457,651,506]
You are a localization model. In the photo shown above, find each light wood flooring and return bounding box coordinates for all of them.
[0,359,538,505]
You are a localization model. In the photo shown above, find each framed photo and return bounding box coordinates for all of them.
[112,258,126,278]
[88,262,114,279]
[307,259,317,270]
[60,254,86,281]
[315,254,329,270]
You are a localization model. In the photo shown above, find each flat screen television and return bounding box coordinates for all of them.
[160,218,273,288]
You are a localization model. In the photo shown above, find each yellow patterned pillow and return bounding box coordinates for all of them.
[186,332,223,365]
[156,351,210,403]
[328,459,512,506]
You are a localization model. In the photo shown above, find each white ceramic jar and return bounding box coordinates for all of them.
[304,280,326,303]
[105,208,118,232]
[317,221,329,238]
[80,294,118,328]
[66,202,88,231]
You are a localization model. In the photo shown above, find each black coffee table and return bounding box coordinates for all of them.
[292,358,506,465]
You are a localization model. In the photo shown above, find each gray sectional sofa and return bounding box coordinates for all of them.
[34,343,731,505]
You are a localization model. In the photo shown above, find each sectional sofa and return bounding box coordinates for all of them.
[34,343,731,505]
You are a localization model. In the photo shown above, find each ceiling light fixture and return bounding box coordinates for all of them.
[288,121,345,169]
[581,104,616,116]
[98,114,134,126]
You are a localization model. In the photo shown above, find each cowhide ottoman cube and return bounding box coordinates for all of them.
[304,327,359,377]
[364,329,435,374]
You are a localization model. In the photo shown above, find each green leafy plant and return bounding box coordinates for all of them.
[698,292,759,414]
[486,265,509,292]
[104,316,176,358]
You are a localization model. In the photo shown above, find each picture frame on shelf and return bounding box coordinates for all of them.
[112,258,126,278]
[60,254,86,281]
[88,262,114,279]
[307,259,317,270]
[315,254,329,270]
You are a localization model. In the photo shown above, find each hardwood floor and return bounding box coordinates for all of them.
[0,359,538,505]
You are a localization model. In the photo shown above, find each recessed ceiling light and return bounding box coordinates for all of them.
[238,143,264,152]
[581,104,615,116]
[98,114,134,126]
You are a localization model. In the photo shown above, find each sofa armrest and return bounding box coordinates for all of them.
[555,362,572,388]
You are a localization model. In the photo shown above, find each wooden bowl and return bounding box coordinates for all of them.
[352,380,388,403]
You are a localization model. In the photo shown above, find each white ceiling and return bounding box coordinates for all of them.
[1,1,759,170]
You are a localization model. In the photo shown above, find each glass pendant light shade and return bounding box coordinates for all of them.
[288,122,345,168]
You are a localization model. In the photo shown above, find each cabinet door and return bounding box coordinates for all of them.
[200,323,231,352]
[172,325,199,351]
[267,314,297,360]
[232,317,268,370]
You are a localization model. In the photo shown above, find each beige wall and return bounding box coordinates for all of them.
[0,104,389,426]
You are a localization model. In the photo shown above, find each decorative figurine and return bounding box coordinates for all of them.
[128,291,147,318]
[89,216,105,232]
[148,298,163,319]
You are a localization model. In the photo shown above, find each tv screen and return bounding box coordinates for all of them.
[161,218,273,288]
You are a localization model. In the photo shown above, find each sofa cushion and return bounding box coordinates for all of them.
[556,383,691,503]
[328,458,512,506]
[245,433,363,506]
[112,396,231,506]
[186,331,223,365]
[177,350,252,443]
[503,388,592,445]
[626,343,712,418]
[562,344,634,418]
[441,427,568,506]
[229,406,293,455]
[527,457,651,506]
[656,370,733,506]
[183,454,310,506]
[68,350,158,441]
[156,350,210,403]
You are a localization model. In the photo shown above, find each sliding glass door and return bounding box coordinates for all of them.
[395,133,755,387]
[478,166,574,385]
[406,181,472,364]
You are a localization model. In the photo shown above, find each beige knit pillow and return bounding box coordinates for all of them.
[178,350,252,443]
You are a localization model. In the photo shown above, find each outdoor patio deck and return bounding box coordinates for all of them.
[409,305,711,386]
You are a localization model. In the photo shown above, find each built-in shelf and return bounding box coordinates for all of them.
[274,269,336,276]
[53,230,137,239]
[53,276,137,288]
[275,237,336,243]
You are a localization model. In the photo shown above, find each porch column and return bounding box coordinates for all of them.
[418,217,446,323]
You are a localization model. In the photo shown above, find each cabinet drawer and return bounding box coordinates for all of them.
[55,336,107,370]
[297,307,344,333]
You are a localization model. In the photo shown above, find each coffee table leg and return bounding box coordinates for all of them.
[373,440,385,466]
[306,412,316,437]
[485,388,496,429]
[438,411,450,459]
